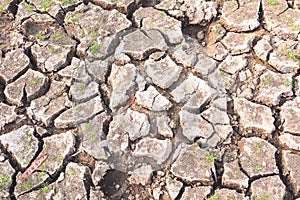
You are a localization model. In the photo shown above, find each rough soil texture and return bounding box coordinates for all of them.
[1,0,300,200]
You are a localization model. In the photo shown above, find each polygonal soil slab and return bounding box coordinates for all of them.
[181,186,211,200]
[65,3,131,57]
[221,32,258,55]
[145,55,181,89]
[0,160,14,199]
[108,64,140,111]
[255,69,293,106]
[115,29,167,60]
[234,97,274,138]
[79,113,110,160]
[221,0,261,31]
[4,69,49,106]
[133,137,172,165]
[15,131,76,195]
[52,162,90,200]
[108,109,150,142]
[0,102,18,130]
[250,175,287,199]
[135,86,172,111]
[222,159,248,191]
[0,48,29,83]
[27,80,70,126]
[54,96,104,129]
[0,125,38,168]
[238,137,278,177]
[212,188,247,200]
[170,145,215,184]
[280,97,300,134]
[278,133,300,151]
[133,7,183,44]
[282,151,300,195]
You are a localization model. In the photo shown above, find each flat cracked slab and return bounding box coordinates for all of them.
[1,0,300,199]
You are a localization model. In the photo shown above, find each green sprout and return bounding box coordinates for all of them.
[208,195,220,200]
[22,180,33,190]
[283,79,292,87]
[40,0,53,11]
[83,122,92,132]
[49,45,59,54]
[25,3,34,12]
[36,33,46,41]
[0,175,10,184]
[268,0,279,5]
[88,130,97,143]
[261,75,272,85]
[206,153,219,163]
[56,155,64,164]
[76,82,86,91]
[27,78,43,86]
[41,182,51,193]
[69,168,76,176]
[254,164,262,172]
[90,43,101,55]
[0,62,7,67]
[0,185,3,192]
[57,0,77,6]
[227,195,236,200]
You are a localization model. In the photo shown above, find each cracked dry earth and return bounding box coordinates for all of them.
[1,0,300,200]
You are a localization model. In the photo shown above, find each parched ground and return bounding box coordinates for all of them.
[1,0,300,199]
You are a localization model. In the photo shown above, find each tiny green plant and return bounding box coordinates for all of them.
[22,180,33,190]
[226,195,236,200]
[88,130,97,143]
[36,33,46,41]
[58,0,77,6]
[262,75,272,85]
[27,78,43,86]
[25,2,34,12]
[41,182,51,193]
[0,175,10,184]
[90,43,101,55]
[208,195,220,200]
[40,0,53,11]
[1,62,7,67]
[283,79,291,87]
[83,122,92,132]
[56,155,64,163]
[206,153,219,163]
[76,82,86,91]
[49,45,59,54]
[268,0,279,5]
[254,164,262,172]
[69,168,76,176]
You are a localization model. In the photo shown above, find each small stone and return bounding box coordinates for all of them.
[254,35,272,61]
[194,51,217,76]
[0,103,18,130]
[206,42,228,61]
